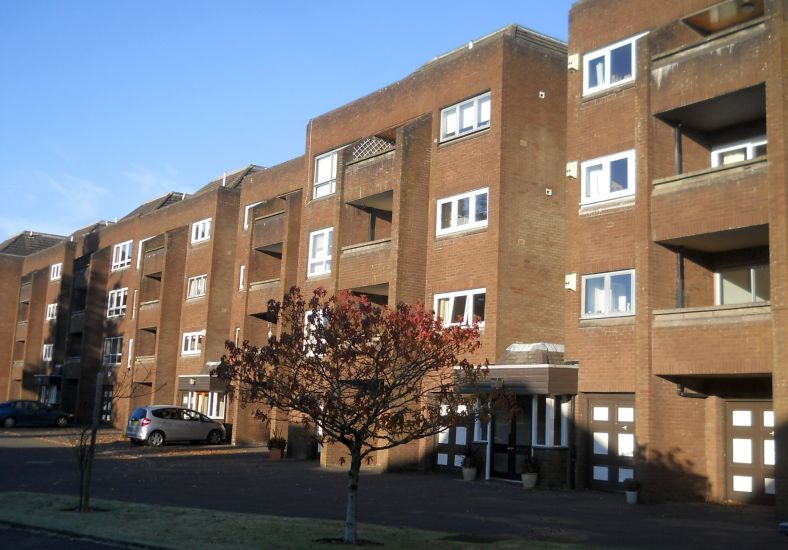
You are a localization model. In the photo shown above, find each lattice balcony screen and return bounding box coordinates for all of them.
[351,136,395,162]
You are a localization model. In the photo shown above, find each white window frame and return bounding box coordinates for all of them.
[136,236,154,270]
[239,265,246,290]
[581,269,635,318]
[182,331,205,356]
[50,263,62,281]
[711,137,767,168]
[313,150,338,199]
[186,274,207,299]
[111,240,133,271]
[42,343,54,362]
[440,91,491,142]
[102,336,123,365]
[436,187,489,236]
[45,303,58,320]
[308,227,333,277]
[243,201,264,230]
[191,218,212,244]
[106,288,128,318]
[181,390,227,420]
[580,150,636,205]
[532,395,571,448]
[582,33,647,96]
[433,288,486,327]
[714,265,770,305]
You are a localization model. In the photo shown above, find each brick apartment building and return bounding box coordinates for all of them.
[565,0,786,511]
[0,25,572,482]
[1,0,786,513]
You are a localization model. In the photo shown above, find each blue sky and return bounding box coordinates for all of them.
[0,1,574,241]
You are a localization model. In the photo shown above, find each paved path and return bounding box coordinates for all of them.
[0,428,785,548]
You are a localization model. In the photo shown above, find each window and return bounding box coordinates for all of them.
[239,265,246,290]
[582,270,635,318]
[102,336,123,365]
[50,263,62,281]
[308,228,333,276]
[532,396,571,447]
[182,331,204,355]
[313,150,338,199]
[581,150,635,205]
[583,33,646,95]
[440,92,491,142]
[436,188,489,236]
[107,288,128,317]
[716,265,769,305]
[42,344,54,362]
[191,218,212,243]
[101,386,113,423]
[181,390,227,419]
[243,201,263,229]
[46,303,58,320]
[111,240,133,271]
[434,288,486,327]
[186,275,207,299]
[711,137,767,167]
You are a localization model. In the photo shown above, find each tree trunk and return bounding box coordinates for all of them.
[79,371,104,512]
[343,447,362,544]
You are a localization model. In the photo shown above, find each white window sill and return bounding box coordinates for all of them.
[579,195,635,216]
[438,126,491,148]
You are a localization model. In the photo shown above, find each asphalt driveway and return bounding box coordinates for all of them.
[0,428,784,548]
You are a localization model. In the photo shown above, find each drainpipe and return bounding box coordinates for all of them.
[676,247,685,308]
[674,123,683,175]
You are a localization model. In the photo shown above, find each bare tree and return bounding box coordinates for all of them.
[216,287,488,544]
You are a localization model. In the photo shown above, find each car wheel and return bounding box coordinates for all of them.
[147,431,165,447]
[2,417,15,429]
[207,430,223,445]
[55,416,68,428]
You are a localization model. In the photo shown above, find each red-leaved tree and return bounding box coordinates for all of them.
[215,287,487,544]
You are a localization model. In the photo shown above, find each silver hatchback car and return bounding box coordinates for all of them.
[126,405,226,447]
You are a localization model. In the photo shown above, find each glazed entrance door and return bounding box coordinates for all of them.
[587,394,636,491]
[725,400,775,504]
[491,397,531,479]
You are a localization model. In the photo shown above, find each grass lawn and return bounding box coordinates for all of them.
[0,491,589,549]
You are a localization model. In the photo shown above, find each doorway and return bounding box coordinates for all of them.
[490,397,532,479]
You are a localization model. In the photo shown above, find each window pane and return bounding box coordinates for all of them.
[610,273,632,313]
[326,230,333,255]
[451,295,467,324]
[585,164,604,198]
[478,95,491,126]
[457,197,470,225]
[753,143,767,157]
[754,265,770,302]
[720,268,752,304]
[588,55,605,89]
[442,107,457,137]
[437,298,450,325]
[472,293,485,323]
[475,193,488,222]
[316,154,334,183]
[536,396,546,446]
[440,202,452,229]
[584,276,606,315]
[609,43,632,83]
[609,158,629,192]
[311,233,324,258]
[459,101,475,132]
[721,147,747,166]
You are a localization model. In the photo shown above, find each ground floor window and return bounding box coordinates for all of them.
[101,386,113,423]
[38,384,58,405]
[180,390,226,420]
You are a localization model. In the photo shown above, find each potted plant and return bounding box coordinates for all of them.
[460,446,481,481]
[623,478,640,504]
[520,454,539,489]
[268,433,287,460]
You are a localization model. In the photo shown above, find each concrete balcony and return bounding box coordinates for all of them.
[15,320,27,341]
[247,278,282,315]
[650,19,766,115]
[651,158,768,248]
[343,148,398,204]
[137,300,160,330]
[69,311,84,333]
[338,239,392,291]
[651,302,771,376]
[11,360,24,381]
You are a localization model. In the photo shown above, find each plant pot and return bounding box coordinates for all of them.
[269,448,285,460]
[461,466,477,481]
[625,490,638,505]
[521,472,538,489]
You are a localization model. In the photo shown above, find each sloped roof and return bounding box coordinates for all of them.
[0,231,66,257]
[192,165,265,197]
[120,191,190,221]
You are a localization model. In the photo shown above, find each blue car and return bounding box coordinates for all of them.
[0,400,73,428]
